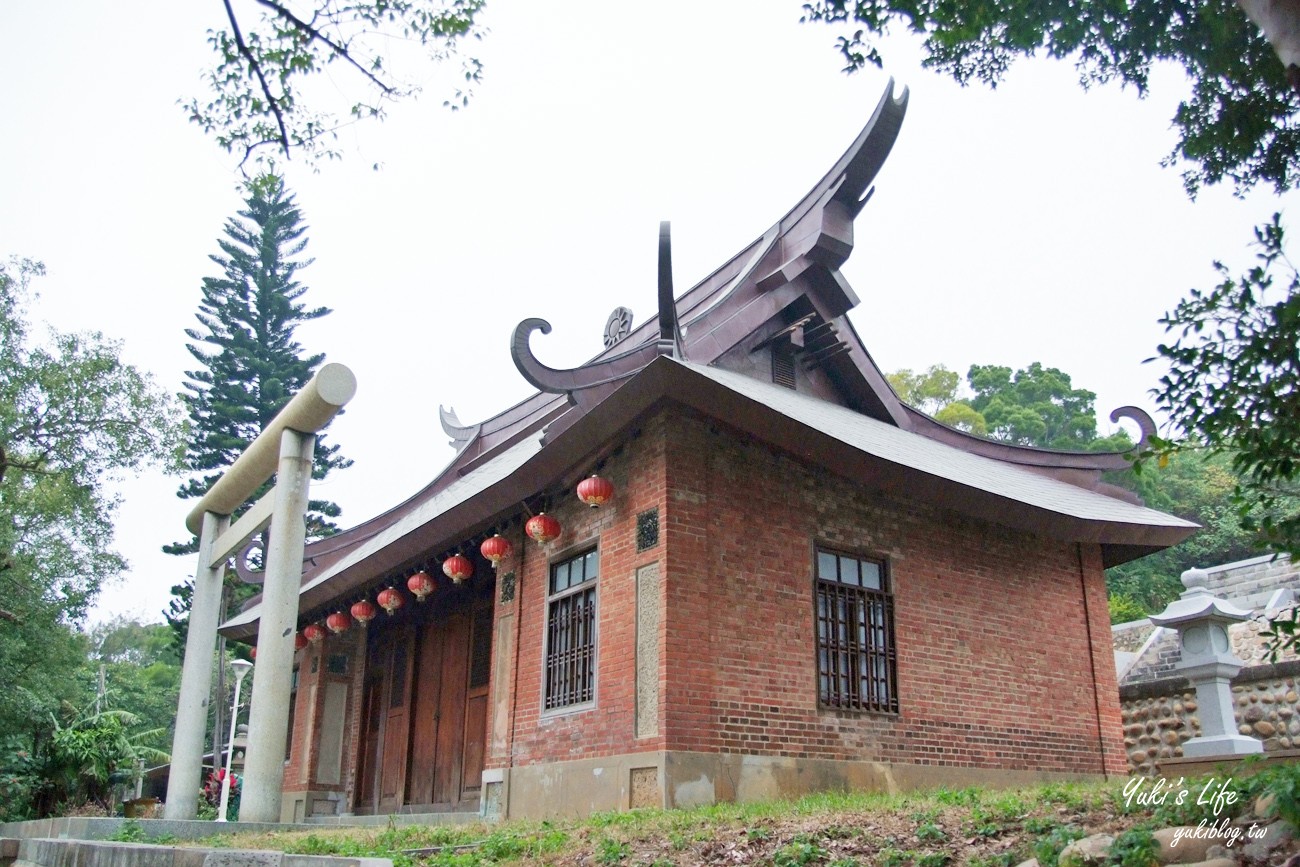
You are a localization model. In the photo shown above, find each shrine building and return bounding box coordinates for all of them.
[218,83,1197,821]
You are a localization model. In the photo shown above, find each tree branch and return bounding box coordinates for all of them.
[253,0,398,95]
[222,0,290,160]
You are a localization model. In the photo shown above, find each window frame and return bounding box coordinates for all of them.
[540,543,600,716]
[813,545,899,715]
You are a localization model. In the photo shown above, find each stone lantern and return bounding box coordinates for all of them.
[1148,567,1262,757]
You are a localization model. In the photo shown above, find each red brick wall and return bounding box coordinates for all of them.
[281,626,366,800]
[660,408,1126,775]
[488,413,671,768]
[490,402,1126,776]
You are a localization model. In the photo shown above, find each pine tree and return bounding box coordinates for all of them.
[165,175,350,641]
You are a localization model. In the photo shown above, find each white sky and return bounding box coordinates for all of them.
[2,1,1295,627]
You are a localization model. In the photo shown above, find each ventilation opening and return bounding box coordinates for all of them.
[772,340,796,389]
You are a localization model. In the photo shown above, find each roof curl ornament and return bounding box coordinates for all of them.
[1109,406,1158,448]
[510,224,686,399]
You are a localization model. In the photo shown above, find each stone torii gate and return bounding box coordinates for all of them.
[164,363,356,823]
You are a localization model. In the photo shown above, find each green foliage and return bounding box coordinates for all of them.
[1106,827,1159,867]
[1154,214,1300,560]
[967,856,1018,867]
[915,854,949,867]
[915,822,947,842]
[0,257,181,618]
[1032,825,1086,867]
[1022,816,1060,835]
[1240,763,1300,831]
[167,175,350,644]
[887,365,986,434]
[87,618,182,747]
[967,363,1106,449]
[801,0,1300,198]
[0,257,180,818]
[596,837,630,865]
[773,839,828,867]
[1108,450,1261,613]
[875,848,909,867]
[188,0,487,168]
[888,365,960,416]
[1108,593,1148,624]
[109,820,147,843]
[33,706,169,816]
[932,786,980,806]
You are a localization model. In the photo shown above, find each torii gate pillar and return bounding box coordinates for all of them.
[164,364,355,821]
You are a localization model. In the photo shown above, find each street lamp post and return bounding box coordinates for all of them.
[217,659,253,822]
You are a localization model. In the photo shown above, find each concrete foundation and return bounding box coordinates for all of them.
[488,750,1107,820]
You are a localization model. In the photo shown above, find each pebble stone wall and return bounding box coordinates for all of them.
[1119,660,1300,774]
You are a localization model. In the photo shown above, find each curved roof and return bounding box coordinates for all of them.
[221,82,1186,638]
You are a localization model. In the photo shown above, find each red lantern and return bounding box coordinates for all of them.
[443,553,473,584]
[294,632,309,651]
[576,474,614,508]
[377,587,404,615]
[303,623,327,644]
[480,534,511,569]
[326,611,352,634]
[407,570,436,602]
[351,599,378,625]
[525,512,562,545]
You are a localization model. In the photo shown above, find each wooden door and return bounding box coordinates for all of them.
[460,604,493,798]
[403,604,491,809]
[377,627,415,812]
[355,673,384,812]
[406,619,446,806]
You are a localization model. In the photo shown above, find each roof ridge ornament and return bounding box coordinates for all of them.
[440,406,482,452]
[603,307,634,348]
[1108,406,1157,448]
[657,221,685,359]
[510,224,687,400]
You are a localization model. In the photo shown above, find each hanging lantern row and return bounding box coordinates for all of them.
[577,474,615,508]
[293,494,608,639]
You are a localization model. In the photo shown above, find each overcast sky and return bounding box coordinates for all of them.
[3,1,1296,627]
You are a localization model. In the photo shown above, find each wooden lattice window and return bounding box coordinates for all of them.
[544,548,599,710]
[815,548,898,713]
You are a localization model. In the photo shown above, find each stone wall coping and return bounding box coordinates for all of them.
[1205,553,1287,575]
[1119,659,1300,702]
[7,838,391,867]
[0,820,326,843]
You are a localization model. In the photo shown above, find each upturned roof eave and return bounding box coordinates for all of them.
[222,357,1196,642]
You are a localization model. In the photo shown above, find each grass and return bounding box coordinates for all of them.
[173,776,1271,867]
